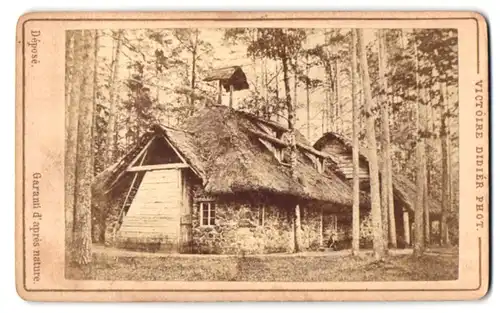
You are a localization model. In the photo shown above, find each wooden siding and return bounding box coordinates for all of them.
[117,169,182,252]
[179,170,193,253]
[323,143,370,180]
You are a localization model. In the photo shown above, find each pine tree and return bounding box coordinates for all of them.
[357,29,385,260]
[378,30,397,248]
[65,30,82,261]
[350,29,360,256]
[439,79,450,246]
[105,29,123,166]
[413,32,426,256]
[72,30,96,265]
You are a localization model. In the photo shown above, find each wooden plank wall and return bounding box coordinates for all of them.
[179,170,193,253]
[117,169,181,251]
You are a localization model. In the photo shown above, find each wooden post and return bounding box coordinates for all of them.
[294,204,302,252]
[403,210,410,247]
[319,207,324,248]
[229,84,234,108]
[218,80,222,104]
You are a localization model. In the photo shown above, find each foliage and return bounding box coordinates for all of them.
[247,29,307,61]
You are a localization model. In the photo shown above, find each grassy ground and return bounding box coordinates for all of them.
[67,250,458,282]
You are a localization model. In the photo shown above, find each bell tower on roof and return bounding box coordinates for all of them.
[203,65,249,108]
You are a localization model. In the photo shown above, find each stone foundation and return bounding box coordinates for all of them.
[191,194,345,254]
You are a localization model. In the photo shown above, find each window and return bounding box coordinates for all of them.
[200,202,215,226]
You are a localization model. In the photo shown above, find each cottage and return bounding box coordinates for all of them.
[313,132,442,248]
[93,106,368,254]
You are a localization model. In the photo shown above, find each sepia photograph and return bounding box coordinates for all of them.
[15,11,488,301]
[64,26,459,282]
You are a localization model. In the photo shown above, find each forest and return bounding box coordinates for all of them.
[64,28,458,265]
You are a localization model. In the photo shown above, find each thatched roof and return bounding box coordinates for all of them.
[203,66,249,91]
[313,132,441,215]
[94,106,362,208]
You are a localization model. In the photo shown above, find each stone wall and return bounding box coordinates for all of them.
[191,197,292,254]
[102,179,355,254]
[191,190,341,254]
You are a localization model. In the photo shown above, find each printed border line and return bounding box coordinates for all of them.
[21,15,483,293]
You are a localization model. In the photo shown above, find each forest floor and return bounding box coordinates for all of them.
[67,246,458,282]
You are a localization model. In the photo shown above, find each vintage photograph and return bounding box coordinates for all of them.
[63,26,460,282]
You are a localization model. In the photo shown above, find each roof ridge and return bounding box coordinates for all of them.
[159,124,195,136]
[234,109,289,131]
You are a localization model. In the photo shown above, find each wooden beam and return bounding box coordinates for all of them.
[218,80,222,104]
[162,135,188,165]
[243,112,289,133]
[249,129,288,147]
[105,137,153,194]
[293,204,302,252]
[319,207,324,248]
[403,210,410,247]
[127,163,190,172]
[229,84,234,108]
[296,142,331,159]
[126,136,154,170]
[116,148,148,226]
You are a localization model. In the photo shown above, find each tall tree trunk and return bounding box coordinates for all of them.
[446,79,453,239]
[65,32,74,116]
[275,61,280,121]
[323,49,330,134]
[423,87,431,245]
[91,30,101,243]
[357,29,385,260]
[294,56,298,113]
[105,29,122,166]
[379,30,397,248]
[72,30,96,265]
[413,35,425,256]
[306,54,311,141]
[440,80,450,246]
[350,29,360,256]
[65,30,82,262]
[190,32,199,113]
[323,35,336,132]
[264,58,269,108]
[327,59,337,131]
[282,55,301,252]
[190,49,197,111]
[377,30,389,250]
[335,57,342,134]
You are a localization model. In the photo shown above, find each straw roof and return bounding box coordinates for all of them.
[94,106,360,208]
[314,132,441,215]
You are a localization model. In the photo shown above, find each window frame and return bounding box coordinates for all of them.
[199,201,216,226]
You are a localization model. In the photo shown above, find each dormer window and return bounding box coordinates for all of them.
[258,138,291,165]
[255,121,287,141]
[317,157,325,173]
[249,121,294,166]
[305,151,325,174]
